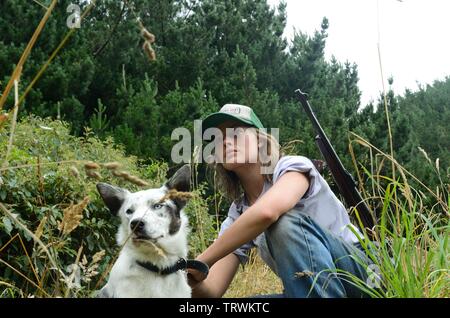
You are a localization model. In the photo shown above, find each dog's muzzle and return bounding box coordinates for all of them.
[130,219,145,233]
[130,219,161,242]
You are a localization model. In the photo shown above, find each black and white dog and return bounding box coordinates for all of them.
[95,165,192,298]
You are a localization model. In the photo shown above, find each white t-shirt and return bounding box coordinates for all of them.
[218,155,361,265]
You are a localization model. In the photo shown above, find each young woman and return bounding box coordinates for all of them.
[188,104,371,298]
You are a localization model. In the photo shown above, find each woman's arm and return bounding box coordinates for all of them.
[190,253,240,298]
[197,171,310,269]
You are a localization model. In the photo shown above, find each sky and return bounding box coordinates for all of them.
[267,0,450,106]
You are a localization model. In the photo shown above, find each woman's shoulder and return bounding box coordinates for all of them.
[272,155,316,181]
[276,155,315,167]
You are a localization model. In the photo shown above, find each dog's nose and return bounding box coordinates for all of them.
[130,219,145,232]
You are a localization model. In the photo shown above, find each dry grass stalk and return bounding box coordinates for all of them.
[32,0,48,10]
[145,241,167,258]
[158,189,194,203]
[294,270,314,278]
[69,166,80,178]
[91,250,106,264]
[2,77,21,169]
[139,20,156,61]
[34,216,48,240]
[143,41,156,61]
[281,139,303,155]
[1,233,41,285]
[15,1,97,112]
[418,147,432,164]
[0,203,62,285]
[86,170,101,180]
[0,0,58,111]
[112,169,126,177]
[102,162,121,170]
[117,170,131,178]
[376,5,396,181]
[141,28,155,43]
[112,170,149,187]
[0,160,81,173]
[349,132,448,215]
[63,245,84,297]
[125,175,149,187]
[58,196,90,236]
[0,258,48,296]
[79,250,105,283]
[84,161,100,170]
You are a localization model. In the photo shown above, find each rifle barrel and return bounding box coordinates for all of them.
[295,89,375,230]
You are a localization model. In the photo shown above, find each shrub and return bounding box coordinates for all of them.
[0,116,215,297]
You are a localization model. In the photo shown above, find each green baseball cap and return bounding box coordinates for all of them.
[201,104,264,135]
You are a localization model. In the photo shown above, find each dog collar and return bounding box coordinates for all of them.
[136,258,209,276]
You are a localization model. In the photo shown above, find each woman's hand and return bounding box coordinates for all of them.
[187,268,208,289]
[188,253,240,298]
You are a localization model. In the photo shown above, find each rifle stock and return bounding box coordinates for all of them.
[295,89,375,232]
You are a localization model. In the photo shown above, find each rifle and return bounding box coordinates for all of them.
[295,89,375,232]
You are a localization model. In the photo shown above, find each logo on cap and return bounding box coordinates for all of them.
[221,104,252,120]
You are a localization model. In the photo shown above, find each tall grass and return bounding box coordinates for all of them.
[340,133,449,298]
[0,0,58,112]
[334,6,450,295]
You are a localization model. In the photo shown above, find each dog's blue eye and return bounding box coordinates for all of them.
[153,203,163,210]
[125,208,134,215]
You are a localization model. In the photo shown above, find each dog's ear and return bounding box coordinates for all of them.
[96,183,127,215]
[165,164,191,192]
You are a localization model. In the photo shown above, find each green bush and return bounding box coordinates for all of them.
[0,116,216,297]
